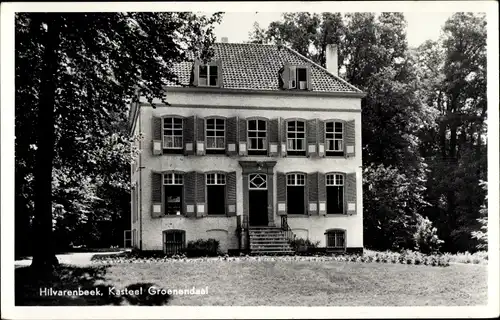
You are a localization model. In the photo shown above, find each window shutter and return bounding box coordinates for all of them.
[226,117,238,156]
[216,60,223,88]
[288,65,297,89]
[346,172,357,215]
[307,119,318,157]
[195,172,206,217]
[193,60,200,86]
[268,118,279,156]
[308,172,318,215]
[317,119,325,157]
[345,120,355,157]
[196,117,205,155]
[318,172,326,215]
[280,118,287,157]
[152,117,163,155]
[277,172,287,215]
[281,64,290,89]
[238,117,247,156]
[184,116,195,155]
[226,171,237,216]
[184,171,196,218]
[306,66,313,90]
[151,172,163,218]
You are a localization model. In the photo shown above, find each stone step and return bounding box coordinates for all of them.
[250,249,295,255]
[250,244,293,249]
[250,239,289,243]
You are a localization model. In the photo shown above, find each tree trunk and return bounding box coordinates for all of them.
[31,14,61,272]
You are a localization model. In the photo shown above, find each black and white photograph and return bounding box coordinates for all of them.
[1,1,498,319]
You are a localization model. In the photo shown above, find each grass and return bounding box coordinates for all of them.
[16,259,487,306]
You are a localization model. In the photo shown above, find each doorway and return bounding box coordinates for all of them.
[248,173,268,226]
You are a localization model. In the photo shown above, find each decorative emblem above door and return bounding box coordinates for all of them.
[249,173,267,190]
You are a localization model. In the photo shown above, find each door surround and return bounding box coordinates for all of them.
[239,161,277,227]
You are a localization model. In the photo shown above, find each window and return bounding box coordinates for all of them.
[287,120,306,156]
[206,173,226,215]
[206,118,225,153]
[249,174,267,190]
[326,173,344,214]
[163,173,183,216]
[248,119,267,155]
[199,64,219,87]
[326,121,344,156]
[326,229,345,248]
[163,230,186,255]
[287,66,309,90]
[163,117,183,151]
[287,173,306,214]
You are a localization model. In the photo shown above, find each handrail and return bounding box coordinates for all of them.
[280,215,296,242]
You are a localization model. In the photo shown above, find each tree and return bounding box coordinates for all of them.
[471,181,488,250]
[15,12,222,271]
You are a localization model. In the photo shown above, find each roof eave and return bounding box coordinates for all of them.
[162,86,366,98]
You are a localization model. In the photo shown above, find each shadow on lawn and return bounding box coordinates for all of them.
[15,265,171,306]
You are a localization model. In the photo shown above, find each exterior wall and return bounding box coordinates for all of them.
[135,90,363,252]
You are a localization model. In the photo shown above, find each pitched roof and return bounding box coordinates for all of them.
[167,42,363,94]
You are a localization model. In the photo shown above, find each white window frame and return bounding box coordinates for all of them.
[247,119,267,151]
[206,118,226,150]
[163,173,184,185]
[249,173,267,190]
[287,120,306,152]
[163,117,183,149]
[286,173,306,186]
[206,173,226,185]
[325,121,344,152]
[198,64,219,87]
[326,230,346,248]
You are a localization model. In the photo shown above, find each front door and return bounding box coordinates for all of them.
[248,173,268,226]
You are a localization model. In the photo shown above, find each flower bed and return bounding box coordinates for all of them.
[92,250,452,267]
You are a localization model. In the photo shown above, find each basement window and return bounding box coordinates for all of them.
[325,229,345,248]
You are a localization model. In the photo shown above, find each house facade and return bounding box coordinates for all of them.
[129,41,365,254]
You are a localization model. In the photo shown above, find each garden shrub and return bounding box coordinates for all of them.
[183,239,220,257]
[289,238,320,253]
[413,215,444,254]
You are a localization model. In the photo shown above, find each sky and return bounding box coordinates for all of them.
[212,12,454,48]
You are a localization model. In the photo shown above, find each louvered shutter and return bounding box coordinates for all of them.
[184,171,196,217]
[346,172,357,215]
[307,119,318,157]
[152,117,162,155]
[238,118,247,156]
[317,119,325,157]
[152,172,163,218]
[268,118,279,157]
[184,116,195,155]
[226,171,237,216]
[308,172,318,215]
[193,60,200,86]
[195,172,206,217]
[318,172,326,215]
[280,118,287,157]
[196,117,205,155]
[277,172,287,215]
[345,120,355,157]
[288,65,297,89]
[306,65,313,90]
[226,117,238,156]
[216,60,223,88]
[281,64,290,89]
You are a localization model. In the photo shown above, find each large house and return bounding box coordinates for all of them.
[129,39,365,255]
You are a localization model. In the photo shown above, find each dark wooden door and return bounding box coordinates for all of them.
[249,190,268,226]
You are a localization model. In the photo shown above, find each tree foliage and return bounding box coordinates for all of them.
[15,12,222,268]
[251,12,488,253]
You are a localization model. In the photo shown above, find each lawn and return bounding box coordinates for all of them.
[15,259,487,306]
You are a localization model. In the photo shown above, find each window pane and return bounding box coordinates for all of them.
[216,130,225,137]
[287,186,305,214]
[216,119,225,129]
[174,137,182,148]
[334,140,342,151]
[207,120,215,130]
[258,120,266,130]
[297,121,305,131]
[209,75,218,86]
[248,120,256,130]
[199,66,208,77]
[216,137,224,148]
[209,65,218,75]
[326,122,334,132]
[334,122,343,132]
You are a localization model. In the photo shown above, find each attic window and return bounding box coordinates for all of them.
[195,61,221,87]
[282,65,311,90]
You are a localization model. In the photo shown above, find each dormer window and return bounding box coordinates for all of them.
[281,64,311,90]
[194,60,222,88]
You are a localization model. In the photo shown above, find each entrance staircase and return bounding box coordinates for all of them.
[248,226,295,255]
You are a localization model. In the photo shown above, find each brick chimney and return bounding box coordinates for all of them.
[326,44,339,77]
[221,37,228,43]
